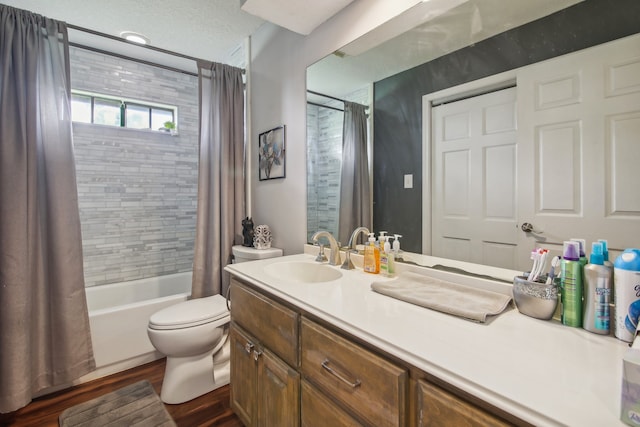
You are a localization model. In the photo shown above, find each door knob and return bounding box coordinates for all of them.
[521,222,543,233]
[521,223,534,232]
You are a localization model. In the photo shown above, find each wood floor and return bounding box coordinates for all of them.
[0,358,243,427]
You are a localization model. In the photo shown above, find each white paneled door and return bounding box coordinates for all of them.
[516,34,640,266]
[430,34,640,271]
[432,87,518,269]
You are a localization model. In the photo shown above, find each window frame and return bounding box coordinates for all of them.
[71,90,178,132]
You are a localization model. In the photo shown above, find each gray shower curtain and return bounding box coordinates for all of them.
[191,61,245,298]
[0,5,95,413]
[338,102,371,244]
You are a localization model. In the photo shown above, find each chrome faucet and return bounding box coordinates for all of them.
[311,230,341,266]
[341,226,370,270]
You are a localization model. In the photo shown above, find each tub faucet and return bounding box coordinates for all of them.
[311,230,341,266]
[341,226,370,270]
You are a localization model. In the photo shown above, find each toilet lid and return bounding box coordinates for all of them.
[149,295,229,330]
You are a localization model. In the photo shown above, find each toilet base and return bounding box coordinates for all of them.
[160,338,230,404]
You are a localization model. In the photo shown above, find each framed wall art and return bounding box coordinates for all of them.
[258,125,286,180]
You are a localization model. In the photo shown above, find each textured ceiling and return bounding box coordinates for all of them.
[1,0,266,65]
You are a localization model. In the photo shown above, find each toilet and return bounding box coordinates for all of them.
[147,244,282,404]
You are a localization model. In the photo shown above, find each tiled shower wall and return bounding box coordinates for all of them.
[70,47,199,287]
[306,88,369,243]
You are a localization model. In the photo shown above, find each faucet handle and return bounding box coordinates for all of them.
[341,250,355,270]
[315,244,328,263]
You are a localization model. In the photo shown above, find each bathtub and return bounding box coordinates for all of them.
[81,272,191,382]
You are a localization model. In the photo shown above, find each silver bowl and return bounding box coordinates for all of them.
[512,276,558,320]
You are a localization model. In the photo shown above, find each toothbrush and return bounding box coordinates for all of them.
[545,256,561,285]
[527,249,542,281]
[531,249,549,282]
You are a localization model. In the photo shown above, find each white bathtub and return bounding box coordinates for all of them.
[81,272,191,382]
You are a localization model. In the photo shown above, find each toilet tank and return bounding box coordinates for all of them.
[232,245,283,263]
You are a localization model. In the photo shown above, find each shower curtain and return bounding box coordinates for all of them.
[338,101,371,245]
[0,5,95,413]
[191,61,245,298]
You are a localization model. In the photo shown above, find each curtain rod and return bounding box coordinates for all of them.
[67,23,245,74]
[307,100,369,118]
[69,42,198,77]
[306,90,369,109]
[307,101,343,112]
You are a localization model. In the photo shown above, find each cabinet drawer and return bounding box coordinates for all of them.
[301,318,407,427]
[417,380,511,427]
[230,279,299,367]
[301,380,362,427]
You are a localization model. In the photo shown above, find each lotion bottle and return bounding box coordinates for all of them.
[561,240,583,327]
[380,237,395,277]
[393,234,403,260]
[583,242,612,334]
[364,234,380,274]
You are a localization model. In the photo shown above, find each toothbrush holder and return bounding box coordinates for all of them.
[512,276,559,320]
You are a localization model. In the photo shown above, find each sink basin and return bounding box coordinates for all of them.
[264,261,343,283]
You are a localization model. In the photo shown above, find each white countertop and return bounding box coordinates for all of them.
[224,250,629,427]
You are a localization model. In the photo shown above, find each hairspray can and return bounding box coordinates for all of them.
[583,242,612,334]
[561,241,583,327]
[614,249,640,342]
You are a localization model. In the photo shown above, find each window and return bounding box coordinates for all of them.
[71,91,177,132]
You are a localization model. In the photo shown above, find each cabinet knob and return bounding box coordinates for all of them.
[244,342,254,354]
[253,349,263,362]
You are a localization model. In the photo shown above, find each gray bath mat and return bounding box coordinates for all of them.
[59,380,176,427]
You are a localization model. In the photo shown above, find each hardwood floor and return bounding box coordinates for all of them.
[0,358,243,427]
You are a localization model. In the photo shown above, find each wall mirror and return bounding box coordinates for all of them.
[306,0,640,272]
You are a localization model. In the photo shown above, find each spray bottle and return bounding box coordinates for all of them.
[561,240,583,327]
[614,249,640,342]
[598,238,615,303]
[583,242,612,334]
[571,238,588,267]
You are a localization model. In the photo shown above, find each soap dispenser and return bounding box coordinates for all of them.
[393,234,403,260]
[378,231,387,249]
[364,233,380,274]
[380,236,395,277]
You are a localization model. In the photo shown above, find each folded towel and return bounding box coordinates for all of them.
[371,271,512,323]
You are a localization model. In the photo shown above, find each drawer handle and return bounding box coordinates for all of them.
[321,359,361,389]
[244,342,254,354]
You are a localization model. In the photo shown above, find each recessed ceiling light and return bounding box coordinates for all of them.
[119,31,150,45]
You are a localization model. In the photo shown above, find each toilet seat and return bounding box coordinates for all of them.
[149,295,229,330]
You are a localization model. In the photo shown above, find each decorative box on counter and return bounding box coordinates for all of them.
[622,332,640,426]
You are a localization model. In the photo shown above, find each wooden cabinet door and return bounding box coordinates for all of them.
[230,324,258,427]
[301,380,363,427]
[417,380,510,427]
[257,348,300,427]
[231,278,299,367]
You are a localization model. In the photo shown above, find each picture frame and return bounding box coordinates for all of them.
[258,125,286,181]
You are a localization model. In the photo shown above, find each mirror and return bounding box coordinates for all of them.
[306,0,640,271]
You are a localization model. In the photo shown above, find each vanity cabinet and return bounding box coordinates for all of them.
[229,279,300,427]
[229,276,522,427]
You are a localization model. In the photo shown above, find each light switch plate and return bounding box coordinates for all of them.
[404,174,413,189]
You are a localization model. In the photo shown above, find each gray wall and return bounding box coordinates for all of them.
[70,47,199,287]
[373,0,640,253]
